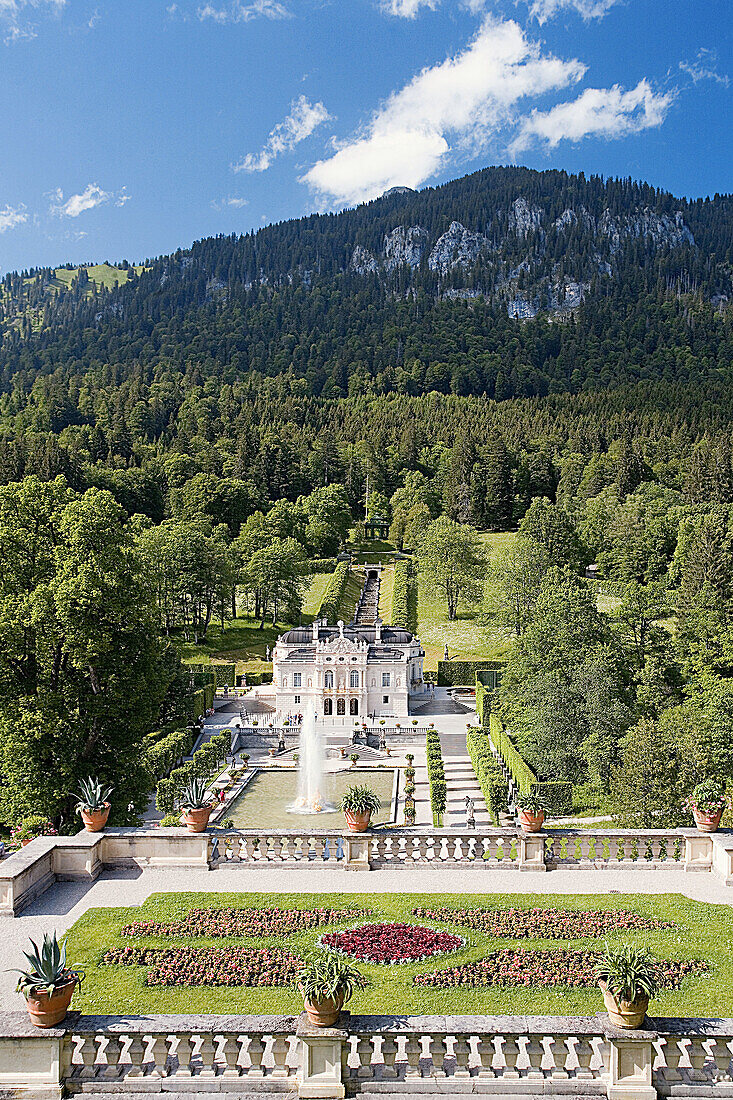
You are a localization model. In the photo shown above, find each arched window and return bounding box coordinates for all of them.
[350,670,359,688]
[324,671,334,688]
[336,698,346,716]
[349,698,359,716]
[324,699,332,716]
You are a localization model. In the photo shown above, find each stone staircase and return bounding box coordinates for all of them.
[354,570,380,625]
[442,753,493,829]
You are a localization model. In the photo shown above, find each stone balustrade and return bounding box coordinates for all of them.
[2,1012,733,1099]
[1,825,732,917]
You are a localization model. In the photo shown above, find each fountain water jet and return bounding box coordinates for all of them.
[288,707,334,814]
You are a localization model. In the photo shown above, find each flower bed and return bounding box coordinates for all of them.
[320,922,464,964]
[412,906,674,939]
[121,906,368,939]
[414,948,708,988]
[102,945,300,987]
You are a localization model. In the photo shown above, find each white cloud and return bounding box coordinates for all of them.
[526,0,620,23]
[50,182,129,218]
[197,0,289,23]
[234,95,331,172]
[0,204,27,232]
[679,48,730,88]
[302,15,585,206]
[211,195,250,209]
[380,0,439,17]
[510,79,673,154]
[0,0,65,43]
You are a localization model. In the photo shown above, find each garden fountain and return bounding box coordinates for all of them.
[288,708,334,814]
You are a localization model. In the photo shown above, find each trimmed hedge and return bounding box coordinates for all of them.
[426,728,447,824]
[438,660,505,687]
[243,669,273,686]
[155,732,230,815]
[489,714,572,815]
[318,562,349,623]
[305,557,338,574]
[466,726,508,825]
[475,677,491,726]
[391,560,417,632]
[144,727,195,779]
[186,664,231,689]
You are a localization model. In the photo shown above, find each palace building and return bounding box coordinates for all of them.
[272,617,426,720]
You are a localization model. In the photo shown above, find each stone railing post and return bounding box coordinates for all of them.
[518,831,547,871]
[679,828,713,873]
[297,1012,348,1098]
[710,834,733,885]
[602,1018,657,1100]
[0,1018,66,1098]
[343,833,371,871]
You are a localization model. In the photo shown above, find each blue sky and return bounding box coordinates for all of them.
[0,0,729,274]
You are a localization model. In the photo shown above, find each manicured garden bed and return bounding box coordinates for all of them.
[62,891,732,1016]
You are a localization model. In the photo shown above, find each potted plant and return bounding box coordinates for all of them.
[14,933,83,1028]
[341,785,381,832]
[293,753,300,765]
[384,745,391,756]
[405,767,416,781]
[517,791,547,833]
[411,720,418,727]
[406,753,414,765]
[404,782,415,797]
[685,778,730,833]
[295,951,367,1027]
[595,943,660,1029]
[349,752,360,767]
[12,818,57,848]
[241,753,250,771]
[75,776,113,833]
[179,778,214,833]
[339,746,347,758]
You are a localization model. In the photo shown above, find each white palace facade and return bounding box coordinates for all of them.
[272,618,426,720]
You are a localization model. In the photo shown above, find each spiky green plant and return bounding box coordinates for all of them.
[340,785,381,815]
[594,943,661,1003]
[516,791,548,816]
[180,777,211,810]
[75,776,113,812]
[13,933,83,997]
[295,951,367,1003]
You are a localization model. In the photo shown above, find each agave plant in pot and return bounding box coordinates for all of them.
[75,776,113,833]
[595,943,660,1029]
[516,790,547,833]
[340,784,381,832]
[295,951,367,1027]
[179,777,214,833]
[14,932,84,1028]
[685,778,730,833]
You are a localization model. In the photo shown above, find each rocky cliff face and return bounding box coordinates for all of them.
[346,197,697,318]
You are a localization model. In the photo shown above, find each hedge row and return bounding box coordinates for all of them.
[391,560,417,632]
[304,557,338,574]
[437,660,505,687]
[155,732,230,816]
[426,728,447,824]
[144,726,195,779]
[243,670,273,686]
[489,714,572,815]
[318,562,349,623]
[475,679,491,726]
[466,726,509,825]
[187,664,235,689]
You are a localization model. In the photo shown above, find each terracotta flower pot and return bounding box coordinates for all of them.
[344,809,371,833]
[519,809,545,833]
[599,981,649,1030]
[182,805,213,833]
[80,803,110,833]
[302,990,345,1027]
[25,977,77,1028]
[692,806,723,833]
[21,839,32,847]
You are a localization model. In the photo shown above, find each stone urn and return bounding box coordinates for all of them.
[80,803,110,833]
[599,981,649,1030]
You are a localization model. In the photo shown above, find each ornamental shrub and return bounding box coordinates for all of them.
[426,730,447,821]
[391,560,417,632]
[438,660,504,687]
[318,562,349,623]
[466,725,508,824]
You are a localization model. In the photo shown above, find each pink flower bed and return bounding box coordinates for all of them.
[121,906,367,939]
[320,922,464,964]
[412,906,673,939]
[414,949,708,988]
[103,945,299,987]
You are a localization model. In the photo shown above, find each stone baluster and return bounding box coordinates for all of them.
[548,1036,570,1079]
[150,1035,169,1077]
[575,1035,595,1079]
[356,1034,375,1077]
[501,1035,520,1078]
[78,1034,98,1079]
[221,1034,240,1077]
[271,1034,290,1077]
[687,1037,710,1081]
[102,1035,123,1080]
[477,1035,496,1077]
[453,1034,471,1078]
[247,1034,266,1077]
[241,835,256,861]
[525,1034,544,1079]
[404,1034,422,1078]
[279,834,293,861]
[174,1033,194,1076]
[380,1034,398,1079]
[124,1034,146,1079]
[197,1032,217,1077]
[429,1034,447,1077]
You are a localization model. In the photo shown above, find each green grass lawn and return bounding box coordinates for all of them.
[417,531,517,668]
[63,891,731,1017]
[378,564,395,621]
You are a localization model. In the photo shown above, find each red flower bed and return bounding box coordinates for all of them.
[121,906,367,939]
[412,906,673,939]
[414,949,708,988]
[320,922,464,964]
[102,945,299,987]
